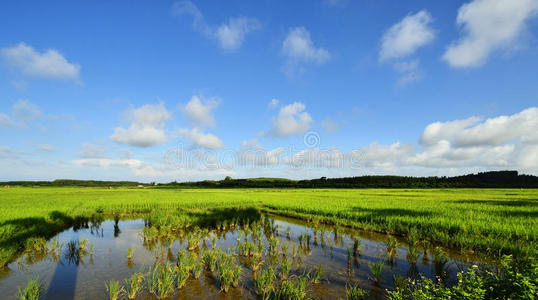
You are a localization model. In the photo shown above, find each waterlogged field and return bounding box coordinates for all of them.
[0,187,537,299]
[0,215,477,299]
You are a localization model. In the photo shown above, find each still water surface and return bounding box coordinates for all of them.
[0,215,484,299]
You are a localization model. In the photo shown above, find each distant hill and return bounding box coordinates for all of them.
[2,171,538,188]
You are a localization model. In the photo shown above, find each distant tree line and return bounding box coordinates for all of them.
[0,179,141,187]
[158,171,538,188]
[2,171,538,188]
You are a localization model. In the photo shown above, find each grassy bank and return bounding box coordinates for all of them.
[0,187,536,266]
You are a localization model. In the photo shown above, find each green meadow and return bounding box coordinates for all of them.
[1,187,536,267]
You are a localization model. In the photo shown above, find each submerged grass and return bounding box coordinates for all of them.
[0,187,537,267]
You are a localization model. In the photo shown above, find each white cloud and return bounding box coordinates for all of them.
[238,140,285,166]
[405,107,538,170]
[181,96,219,128]
[393,59,422,86]
[73,158,143,169]
[321,118,339,133]
[76,143,106,158]
[420,108,538,148]
[37,144,55,152]
[0,100,42,127]
[380,10,436,61]
[13,100,42,121]
[268,98,279,109]
[172,1,260,51]
[267,102,313,137]
[282,27,331,64]
[0,113,16,127]
[111,103,170,147]
[356,142,415,169]
[443,0,538,68]
[215,17,261,51]
[1,43,80,81]
[285,148,346,169]
[420,116,482,146]
[0,146,25,159]
[179,127,224,149]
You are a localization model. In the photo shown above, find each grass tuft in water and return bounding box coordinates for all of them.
[352,238,361,256]
[345,283,369,300]
[311,265,324,284]
[254,267,276,299]
[280,257,291,280]
[124,272,144,299]
[126,247,134,260]
[277,272,309,300]
[105,280,125,300]
[369,261,384,284]
[407,246,420,264]
[202,250,218,272]
[16,277,41,300]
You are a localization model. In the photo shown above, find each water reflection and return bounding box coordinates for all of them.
[0,214,488,300]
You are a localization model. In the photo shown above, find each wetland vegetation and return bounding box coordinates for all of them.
[0,187,537,299]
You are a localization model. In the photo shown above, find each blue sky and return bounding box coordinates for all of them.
[1,0,538,182]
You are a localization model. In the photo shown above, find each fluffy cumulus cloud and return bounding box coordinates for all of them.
[178,127,224,149]
[111,103,170,147]
[1,43,80,81]
[443,0,538,68]
[0,100,42,127]
[172,1,260,51]
[282,27,331,64]
[404,107,538,171]
[267,102,313,137]
[181,96,219,128]
[380,10,436,61]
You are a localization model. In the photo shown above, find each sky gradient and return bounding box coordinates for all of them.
[1,0,538,182]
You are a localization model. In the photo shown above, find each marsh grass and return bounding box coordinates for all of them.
[124,271,144,299]
[280,257,291,280]
[369,261,384,284]
[202,250,218,272]
[79,238,89,250]
[406,246,420,264]
[352,238,361,256]
[345,283,369,300]
[16,277,41,300]
[24,238,47,254]
[277,272,309,300]
[105,280,125,300]
[386,236,398,259]
[192,260,203,278]
[254,267,276,299]
[311,265,324,284]
[126,247,134,260]
[177,263,190,289]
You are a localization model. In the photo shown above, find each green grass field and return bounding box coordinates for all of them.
[0,187,537,267]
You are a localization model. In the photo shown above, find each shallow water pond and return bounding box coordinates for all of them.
[0,214,485,299]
